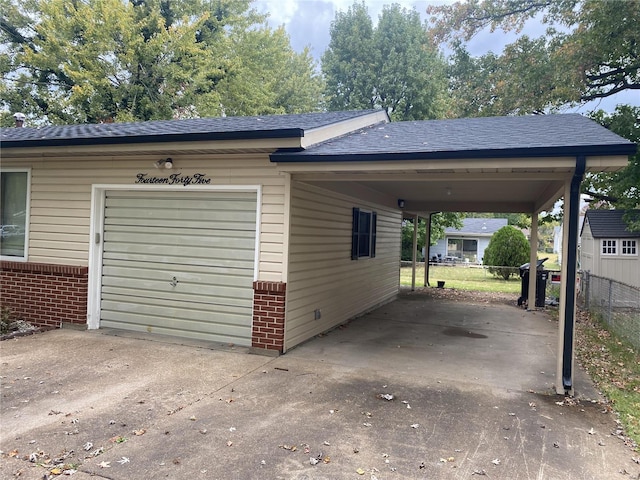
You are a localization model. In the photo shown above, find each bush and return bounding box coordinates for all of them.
[484,225,530,280]
[1,306,12,334]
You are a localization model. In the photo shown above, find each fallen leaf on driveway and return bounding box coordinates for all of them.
[588,427,595,435]
[133,429,146,436]
[117,457,130,465]
[491,459,501,465]
[98,461,111,468]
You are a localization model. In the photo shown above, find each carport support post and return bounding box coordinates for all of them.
[527,212,539,310]
[556,155,585,395]
[424,213,432,287]
[411,214,419,291]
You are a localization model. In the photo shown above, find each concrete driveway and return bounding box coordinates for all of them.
[1,290,638,479]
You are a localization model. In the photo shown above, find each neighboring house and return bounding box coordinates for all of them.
[580,209,640,288]
[0,111,635,363]
[429,218,508,264]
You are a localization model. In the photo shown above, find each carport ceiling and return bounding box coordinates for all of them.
[299,173,567,213]
[273,114,636,215]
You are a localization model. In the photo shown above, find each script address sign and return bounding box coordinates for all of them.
[135,173,211,186]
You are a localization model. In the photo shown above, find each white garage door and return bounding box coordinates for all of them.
[100,190,257,345]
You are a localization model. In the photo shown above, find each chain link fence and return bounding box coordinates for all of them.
[577,271,640,351]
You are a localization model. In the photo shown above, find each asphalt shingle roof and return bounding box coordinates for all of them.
[445,218,508,235]
[272,114,637,161]
[0,110,380,148]
[583,210,640,238]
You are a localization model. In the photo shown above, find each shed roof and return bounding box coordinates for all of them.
[445,218,508,236]
[271,114,636,161]
[0,110,381,149]
[583,210,640,238]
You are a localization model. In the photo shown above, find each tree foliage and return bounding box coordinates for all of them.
[0,0,324,125]
[583,106,640,230]
[483,225,530,280]
[429,0,640,116]
[322,2,448,121]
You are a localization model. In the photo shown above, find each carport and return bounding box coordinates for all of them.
[272,114,636,396]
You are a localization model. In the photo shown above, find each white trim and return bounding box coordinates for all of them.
[87,184,261,330]
[0,168,31,262]
[281,172,291,284]
[87,186,105,329]
[601,239,618,256]
[254,185,262,282]
[621,239,638,256]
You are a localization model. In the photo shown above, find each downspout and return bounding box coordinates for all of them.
[562,155,586,392]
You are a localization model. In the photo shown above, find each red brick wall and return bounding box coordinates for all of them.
[0,261,88,328]
[252,281,286,353]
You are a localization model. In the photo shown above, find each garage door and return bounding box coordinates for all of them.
[99,190,257,345]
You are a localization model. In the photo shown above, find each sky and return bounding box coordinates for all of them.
[252,0,639,113]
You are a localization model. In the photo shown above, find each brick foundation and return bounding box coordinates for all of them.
[0,261,88,329]
[252,281,286,353]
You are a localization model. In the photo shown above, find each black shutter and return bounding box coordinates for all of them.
[351,207,360,260]
[371,212,377,258]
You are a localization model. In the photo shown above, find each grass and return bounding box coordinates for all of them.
[575,311,640,450]
[400,265,521,294]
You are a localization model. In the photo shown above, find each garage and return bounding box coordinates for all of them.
[99,189,258,345]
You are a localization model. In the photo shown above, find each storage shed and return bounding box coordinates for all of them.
[580,209,640,288]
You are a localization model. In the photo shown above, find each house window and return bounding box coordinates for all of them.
[621,239,637,255]
[351,208,377,259]
[447,238,478,262]
[0,170,29,260]
[601,239,617,255]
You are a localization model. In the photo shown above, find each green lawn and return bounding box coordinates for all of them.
[400,265,522,294]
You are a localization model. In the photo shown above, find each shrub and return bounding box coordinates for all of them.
[484,225,530,280]
[1,306,12,334]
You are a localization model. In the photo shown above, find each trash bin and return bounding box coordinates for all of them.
[517,258,548,308]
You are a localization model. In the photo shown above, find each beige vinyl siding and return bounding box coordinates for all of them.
[1,154,286,281]
[285,181,401,350]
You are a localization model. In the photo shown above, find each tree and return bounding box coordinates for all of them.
[429,0,640,115]
[429,0,639,230]
[583,106,640,230]
[322,2,448,121]
[483,225,530,280]
[0,0,324,125]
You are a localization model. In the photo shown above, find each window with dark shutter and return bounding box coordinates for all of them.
[351,207,377,260]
